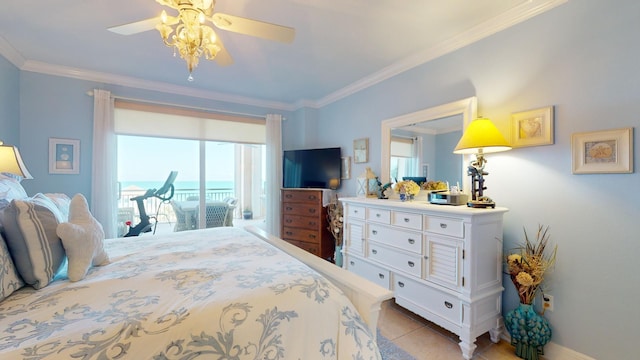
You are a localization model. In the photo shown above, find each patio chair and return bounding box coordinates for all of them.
[196,201,229,228]
[170,200,196,232]
[222,197,238,226]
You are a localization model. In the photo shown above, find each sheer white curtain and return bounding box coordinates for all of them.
[265,114,282,236]
[91,89,118,238]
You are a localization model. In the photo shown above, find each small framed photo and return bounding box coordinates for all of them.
[354,138,369,163]
[49,138,80,174]
[510,106,554,148]
[341,156,351,179]
[572,127,633,174]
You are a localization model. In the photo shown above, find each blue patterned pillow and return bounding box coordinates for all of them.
[0,232,24,300]
[1,195,66,289]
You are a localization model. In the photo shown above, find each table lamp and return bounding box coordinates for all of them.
[0,141,33,179]
[453,117,510,208]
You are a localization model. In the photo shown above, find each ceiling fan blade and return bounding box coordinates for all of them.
[108,17,161,35]
[214,39,234,66]
[211,13,295,43]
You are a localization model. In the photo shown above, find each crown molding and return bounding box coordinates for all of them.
[0,35,26,68]
[314,0,568,108]
[19,60,296,112]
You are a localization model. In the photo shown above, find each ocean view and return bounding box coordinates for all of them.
[120,180,234,191]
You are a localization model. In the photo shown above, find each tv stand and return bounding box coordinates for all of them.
[280,189,334,261]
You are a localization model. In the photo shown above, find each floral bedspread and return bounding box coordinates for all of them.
[0,227,381,359]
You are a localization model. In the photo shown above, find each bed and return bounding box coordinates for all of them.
[0,178,392,359]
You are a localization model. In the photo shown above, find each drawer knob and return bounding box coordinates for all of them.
[372,249,378,255]
[286,219,292,223]
[286,231,293,236]
[398,281,405,288]
[404,218,410,222]
[408,261,415,267]
[350,261,355,266]
[444,301,453,309]
[308,234,316,239]
[376,213,381,217]
[286,207,293,211]
[408,238,415,244]
[378,273,385,279]
[440,223,448,229]
[372,230,378,235]
[309,209,316,214]
[354,210,359,213]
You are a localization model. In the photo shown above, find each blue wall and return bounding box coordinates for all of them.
[0,55,19,145]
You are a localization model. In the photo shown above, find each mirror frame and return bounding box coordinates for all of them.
[380,96,477,192]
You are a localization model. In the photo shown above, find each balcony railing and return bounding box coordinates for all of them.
[118,187,235,226]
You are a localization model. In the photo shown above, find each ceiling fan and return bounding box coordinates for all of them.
[108,0,295,78]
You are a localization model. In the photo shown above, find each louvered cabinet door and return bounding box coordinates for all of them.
[424,235,463,291]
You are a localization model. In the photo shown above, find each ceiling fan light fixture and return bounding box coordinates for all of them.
[156,0,219,80]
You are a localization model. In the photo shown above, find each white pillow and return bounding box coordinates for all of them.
[0,174,28,203]
[56,194,109,282]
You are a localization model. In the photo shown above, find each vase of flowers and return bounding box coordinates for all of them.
[504,225,557,360]
[394,180,420,201]
[326,195,344,266]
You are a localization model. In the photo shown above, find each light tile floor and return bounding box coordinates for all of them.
[378,300,527,360]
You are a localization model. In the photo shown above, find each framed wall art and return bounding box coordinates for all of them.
[353,138,369,163]
[510,106,554,148]
[571,127,633,174]
[49,138,80,174]
[341,156,351,179]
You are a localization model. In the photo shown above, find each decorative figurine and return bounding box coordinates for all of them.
[376,177,392,199]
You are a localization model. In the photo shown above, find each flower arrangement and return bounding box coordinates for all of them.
[506,225,557,305]
[394,180,420,196]
[326,195,343,247]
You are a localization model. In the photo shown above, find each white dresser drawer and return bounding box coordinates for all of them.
[394,274,461,326]
[391,211,423,231]
[345,256,391,289]
[347,204,366,220]
[425,216,464,238]
[368,224,422,254]
[368,208,391,224]
[368,242,422,278]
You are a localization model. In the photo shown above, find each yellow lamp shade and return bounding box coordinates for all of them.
[453,117,511,154]
[0,143,33,179]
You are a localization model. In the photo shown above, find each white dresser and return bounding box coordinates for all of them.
[340,197,507,360]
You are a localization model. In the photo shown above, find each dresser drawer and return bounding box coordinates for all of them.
[282,190,322,204]
[368,224,422,254]
[368,208,391,224]
[282,227,321,244]
[282,214,322,229]
[282,202,321,216]
[285,239,319,255]
[346,204,366,220]
[391,211,423,231]
[345,256,391,289]
[368,242,422,278]
[425,216,464,238]
[394,274,461,326]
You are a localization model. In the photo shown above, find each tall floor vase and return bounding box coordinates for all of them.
[505,303,551,360]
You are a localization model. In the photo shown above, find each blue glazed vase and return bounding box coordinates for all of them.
[505,303,552,360]
[399,193,407,201]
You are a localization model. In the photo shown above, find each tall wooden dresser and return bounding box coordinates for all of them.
[340,197,507,360]
[280,189,334,261]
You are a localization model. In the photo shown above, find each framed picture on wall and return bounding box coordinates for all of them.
[49,138,80,174]
[354,138,369,163]
[510,106,554,148]
[571,127,633,174]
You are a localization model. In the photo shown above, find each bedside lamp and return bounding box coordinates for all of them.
[453,117,510,208]
[0,141,33,179]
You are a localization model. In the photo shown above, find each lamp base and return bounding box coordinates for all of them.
[467,199,496,209]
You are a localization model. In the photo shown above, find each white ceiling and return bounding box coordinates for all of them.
[0,0,566,110]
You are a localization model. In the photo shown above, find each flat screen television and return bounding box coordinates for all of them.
[283,147,342,189]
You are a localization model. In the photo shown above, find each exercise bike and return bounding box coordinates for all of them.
[124,171,178,237]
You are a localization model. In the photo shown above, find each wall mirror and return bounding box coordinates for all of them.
[381,97,477,193]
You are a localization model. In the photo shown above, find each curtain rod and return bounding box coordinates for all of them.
[86,90,270,120]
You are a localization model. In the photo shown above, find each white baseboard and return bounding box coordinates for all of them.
[501,333,596,360]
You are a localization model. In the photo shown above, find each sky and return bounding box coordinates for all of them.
[117,135,235,182]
